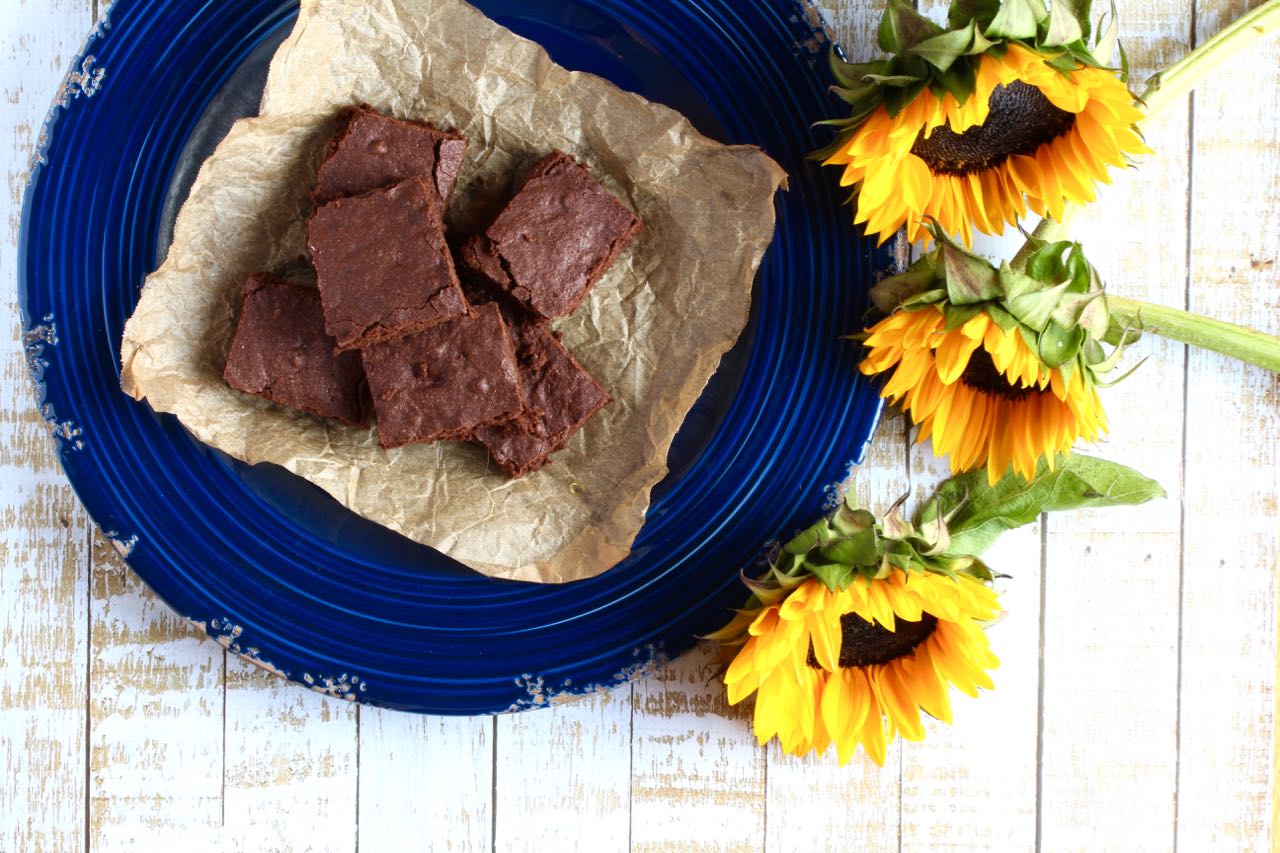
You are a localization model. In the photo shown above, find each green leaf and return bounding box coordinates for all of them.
[879,0,945,52]
[935,454,1165,556]
[1037,320,1085,368]
[941,240,1003,304]
[984,0,1045,40]
[1044,0,1084,46]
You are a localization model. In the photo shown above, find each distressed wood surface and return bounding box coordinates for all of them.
[3,0,1278,850]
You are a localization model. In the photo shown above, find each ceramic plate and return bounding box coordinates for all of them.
[20,0,890,713]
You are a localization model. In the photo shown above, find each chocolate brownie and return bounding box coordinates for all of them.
[308,177,468,351]
[314,105,467,205]
[459,151,643,318]
[360,302,525,449]
[223,273,371,426]
[474,322,610,478]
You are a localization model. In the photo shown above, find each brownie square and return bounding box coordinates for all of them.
[474,321,611,478]
[308,177,468,351]
[360,302,525,449]
[459,151,643,319]
[314,104,467,205]
[223,273,371,426]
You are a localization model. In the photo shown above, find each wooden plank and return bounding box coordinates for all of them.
[87,535,224,849]
[899,444,1040,852]
[631,644,764,853]
[1178,1,1280,847]
[357,708,493,852]
[222,656,358,852]
[1034,4,1192,848]
[494,691,632,852]
[763,413,907,852]
[0,1,95,850]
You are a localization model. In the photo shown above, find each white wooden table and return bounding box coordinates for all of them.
[3,0,1278,850]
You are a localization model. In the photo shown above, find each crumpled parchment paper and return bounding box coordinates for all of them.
[119,0,785,582]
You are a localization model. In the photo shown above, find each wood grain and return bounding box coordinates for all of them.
[223,656,358,852]
[3,0,1280,850]
[1,1,94,851]
[357,709,494,852]
[494,691,632,852]
[1178,1,1280,847]
[1037,3,1192,847]
[87,535,223,849]
[631,644,764,853]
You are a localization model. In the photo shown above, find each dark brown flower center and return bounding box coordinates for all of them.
[960,346,1037,401]
[910,81,1076,176]
[808,612,939,669]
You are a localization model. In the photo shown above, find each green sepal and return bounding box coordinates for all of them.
[1024,240,1075,284]
[931,58,979,104]
[1044,0,1085,47]
[984,0,1045,40]
[882,79,929,117]
[1037,320,1085,368]
[920,453,1165,557]
[940,238,1004,304]
[983,301,1021,332]
[909,20,992,72]
[869,260,941,313]
[944,303,984,330]
[879,0,945,52]
[862,73,925,87]
[997,261,1041,300]
[901,288,949,308]
[948,0,1003,28]
[783,519,831,555]
[807,560,859,591]
[831,503,877,537]
[1007,280,1072,331]
[818,528,880,568]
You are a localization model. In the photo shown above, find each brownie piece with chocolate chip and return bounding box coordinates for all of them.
[360,302,525,449]
[223,273,371,426]
[459,151,643,319]
[314,104,467,205]
[474,321,610,478]
[308,176,468,351]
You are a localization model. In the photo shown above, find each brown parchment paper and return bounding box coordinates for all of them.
[119,0,785,583]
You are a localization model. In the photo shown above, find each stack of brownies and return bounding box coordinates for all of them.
[223,106,643,478]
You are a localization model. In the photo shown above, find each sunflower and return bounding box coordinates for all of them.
[722,572,1000,765]
[817,0,1150,247]
[861,306,1107,483]
[857,230,1124,483]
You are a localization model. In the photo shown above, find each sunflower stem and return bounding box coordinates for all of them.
[1142,0,1280,119]
[1107,294,1280,373]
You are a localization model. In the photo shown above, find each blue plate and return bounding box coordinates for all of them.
[20,0,890,713]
